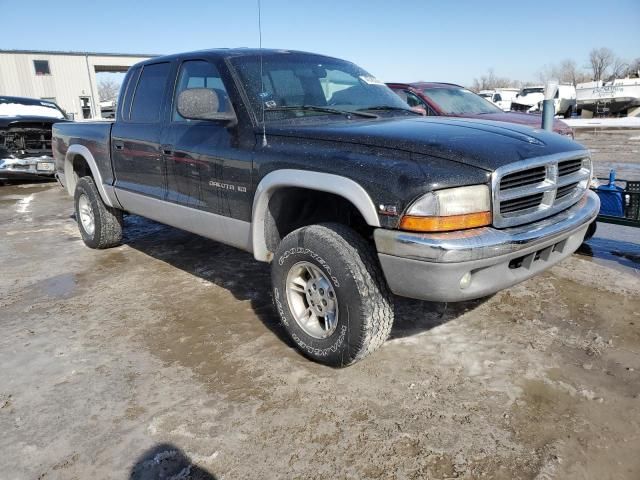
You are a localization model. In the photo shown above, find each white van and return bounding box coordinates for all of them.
[479,88,519,111]
[535,84,577,118]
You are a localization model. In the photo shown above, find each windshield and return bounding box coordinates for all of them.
[422,87,502,115]
[0,97,66,119]
[230,53,409,121]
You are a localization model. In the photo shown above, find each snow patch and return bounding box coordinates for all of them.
[16,195,34,214]
[0,102,65,119]
[564,117,640,128]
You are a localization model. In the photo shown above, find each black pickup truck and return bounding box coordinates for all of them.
[53,48,599,366]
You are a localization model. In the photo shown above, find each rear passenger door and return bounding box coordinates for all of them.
[112,62,172,201]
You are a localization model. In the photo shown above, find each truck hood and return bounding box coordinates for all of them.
[265,116,583,172]
[0,116,69,128]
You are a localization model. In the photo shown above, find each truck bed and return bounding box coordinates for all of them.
[53,121,115,188]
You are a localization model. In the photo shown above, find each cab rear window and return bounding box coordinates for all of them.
[129,63,171,123]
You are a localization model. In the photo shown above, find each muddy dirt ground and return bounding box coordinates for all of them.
[1,130,639,479]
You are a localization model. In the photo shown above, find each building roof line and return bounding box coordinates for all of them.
[0,49,158,58]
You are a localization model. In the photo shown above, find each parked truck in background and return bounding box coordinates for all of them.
[478,88,519,111]
[53,48,599,366]
[512,85,577,118]
[1,96,68,181]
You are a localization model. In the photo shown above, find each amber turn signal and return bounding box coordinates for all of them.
[399,211,491,232]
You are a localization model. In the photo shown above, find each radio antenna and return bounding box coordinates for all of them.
[258,0,267,147]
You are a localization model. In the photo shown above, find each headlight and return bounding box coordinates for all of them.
[399,185,491,232]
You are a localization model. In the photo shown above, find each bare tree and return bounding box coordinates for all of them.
[610,57,629,79]
[539,59,589,86]
[470,69,518,92]
[588,47,615,81]
[98,79,121,102]
[627,58,640,77]
[559,59,589,85]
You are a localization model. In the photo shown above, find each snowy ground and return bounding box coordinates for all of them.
[564,116,640,129]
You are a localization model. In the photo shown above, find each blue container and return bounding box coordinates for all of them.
[595,170,624,217]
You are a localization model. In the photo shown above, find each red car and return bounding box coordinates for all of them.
[387,82,574,138]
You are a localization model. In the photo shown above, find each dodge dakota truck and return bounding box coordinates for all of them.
[53,49,600,366]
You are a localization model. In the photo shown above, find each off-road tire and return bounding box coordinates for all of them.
[74,176,123,249]
[272,223,394,367]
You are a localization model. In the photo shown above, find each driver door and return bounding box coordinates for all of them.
[162,59,251,219]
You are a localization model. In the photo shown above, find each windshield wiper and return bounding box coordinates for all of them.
[359,106,422,115]
[266,105,378,118]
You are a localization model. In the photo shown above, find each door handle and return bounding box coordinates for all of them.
[114,141,124,151]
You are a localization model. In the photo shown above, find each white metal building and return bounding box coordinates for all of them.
[0,50,154,119]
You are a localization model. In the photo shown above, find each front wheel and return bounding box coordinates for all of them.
[74,176,123,249]
[271,223,394,367]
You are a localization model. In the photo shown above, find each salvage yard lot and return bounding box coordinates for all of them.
[1,130,639,479]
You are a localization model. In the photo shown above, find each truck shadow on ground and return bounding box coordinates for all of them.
[122,215,488,346]
[577,238,640,271]
[0,178,56,187]
[129,443,217,480]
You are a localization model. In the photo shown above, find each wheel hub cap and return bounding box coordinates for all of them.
[285,261,338,339]
[78,194,95,235]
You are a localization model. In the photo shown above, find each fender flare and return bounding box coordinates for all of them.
[251,169,381,261]
[64,144,121,208]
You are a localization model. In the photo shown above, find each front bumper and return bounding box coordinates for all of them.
[0,155,56,179]
[374,190,600,302]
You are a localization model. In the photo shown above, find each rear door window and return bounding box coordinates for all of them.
[130,62,171,123]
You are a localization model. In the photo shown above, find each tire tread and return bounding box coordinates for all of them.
[75,176,123,249]
[275,223,394,366]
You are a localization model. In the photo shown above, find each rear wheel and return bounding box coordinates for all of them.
[74,176,123,249]
[271,223,394,367]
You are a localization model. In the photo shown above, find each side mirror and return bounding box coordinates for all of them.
[176,88,236,125]
[411,106,427,116]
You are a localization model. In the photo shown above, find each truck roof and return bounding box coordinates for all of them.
[132,48,347,68]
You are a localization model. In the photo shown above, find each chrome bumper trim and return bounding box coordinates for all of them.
[0,155,56,176]
[374,190,599,264]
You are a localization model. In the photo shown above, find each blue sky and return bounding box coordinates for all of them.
[2,0,638,85]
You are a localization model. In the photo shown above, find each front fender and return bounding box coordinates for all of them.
[251,169,380,261]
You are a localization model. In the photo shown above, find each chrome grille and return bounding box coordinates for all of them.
[500,192,544,214]
[558,158,582,176]
[500,166,546,189]
[492,151,591,228]
[556,182,579,200]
